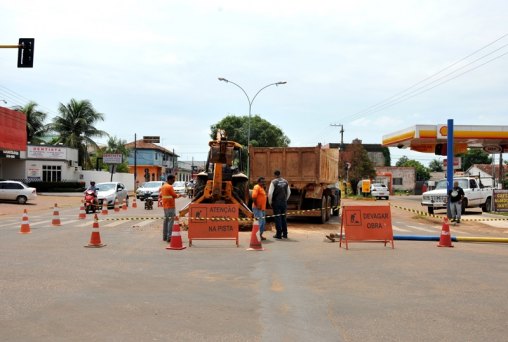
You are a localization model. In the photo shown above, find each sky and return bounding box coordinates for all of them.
[1,0,507,165]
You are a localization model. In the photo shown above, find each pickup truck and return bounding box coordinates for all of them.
[421,177,493,214]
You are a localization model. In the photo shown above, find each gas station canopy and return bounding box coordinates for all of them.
[382,124,508,154]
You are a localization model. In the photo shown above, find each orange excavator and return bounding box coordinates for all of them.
[179,130,253,225]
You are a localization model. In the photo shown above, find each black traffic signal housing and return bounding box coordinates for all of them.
[17,38,34,68]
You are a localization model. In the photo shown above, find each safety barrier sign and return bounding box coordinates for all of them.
[340,205,394,250]
[188,203,239,247]
[493,190,508,212]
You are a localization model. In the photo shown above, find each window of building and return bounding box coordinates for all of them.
[43,165,62,182]
[393,178,403,185]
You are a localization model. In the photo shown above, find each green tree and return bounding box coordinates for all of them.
[13,101,50,144]
[396,157,430,181]
[396,156,409,166]
[210,115,290,147]
[381,146,391,166]
[459,148,491,171]
[51,99,108,168]
[340,141,376,194]
[428,159,443,172]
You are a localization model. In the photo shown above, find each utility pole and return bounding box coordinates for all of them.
[330,123,344,149]
[499,152,504,189]
[134,133,137,189]
[331,123,345,195]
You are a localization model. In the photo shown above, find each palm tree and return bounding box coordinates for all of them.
[12,101,49,144]
[51,99,109,168]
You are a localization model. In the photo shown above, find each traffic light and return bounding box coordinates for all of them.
[17,38,34,68]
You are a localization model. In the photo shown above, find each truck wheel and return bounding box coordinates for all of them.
[325,197,331,221]
[194,176,207,199]
[428,207,434,215]
[332,196,339,216]
[320,196,327,224]
[233,180,249,204]
[482,198,492,212]
[461,199,468,214]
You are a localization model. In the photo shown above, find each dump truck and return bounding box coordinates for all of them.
[249,144,340,223]
[179,130,253,225]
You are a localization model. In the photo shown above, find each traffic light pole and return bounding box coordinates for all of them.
[0,38,34,68]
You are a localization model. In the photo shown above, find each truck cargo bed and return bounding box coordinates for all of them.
[249,145,338,187]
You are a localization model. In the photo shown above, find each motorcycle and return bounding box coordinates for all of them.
[144,195,154,210]
[84,189,100,214]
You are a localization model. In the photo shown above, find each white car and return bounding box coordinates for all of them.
[0,180,37,204]
[136,181,164,201]
[96,182,129,208]
[371,183,390,200]
[172,181,187,195]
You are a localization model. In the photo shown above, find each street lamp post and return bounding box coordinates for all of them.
[218,77,286,176]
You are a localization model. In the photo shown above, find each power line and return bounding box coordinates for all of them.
[0,85,58,117]
[344,33,508,121]
[352,49,508,118]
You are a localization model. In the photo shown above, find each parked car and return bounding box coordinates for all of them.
[371,183,390,200]
[136,181,164,201]
[96,182,129,208]
[421,177,493,214]
[172,181,187,195]
[0,180,37,204]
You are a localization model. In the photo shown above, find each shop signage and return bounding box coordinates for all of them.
[27,146,66,159]
[103,153,123,164]
[0,150,20,159]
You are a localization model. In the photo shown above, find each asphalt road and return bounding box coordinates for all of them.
[1,195,508,341]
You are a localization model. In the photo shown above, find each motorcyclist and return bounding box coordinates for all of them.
[85,181,99,206]
[86,181,98,195]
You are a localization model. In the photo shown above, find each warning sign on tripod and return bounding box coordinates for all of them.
[340,205,394,250]
[188,203,239,247]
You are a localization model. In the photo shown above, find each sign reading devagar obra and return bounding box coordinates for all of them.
[340,205,394,250]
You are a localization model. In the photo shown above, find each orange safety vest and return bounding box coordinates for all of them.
[252,184,267,210]
[160,183,178,209]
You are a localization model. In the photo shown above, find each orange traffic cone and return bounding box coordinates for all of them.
[132,197,137,208]
[437,217,454,248]
[78,200,86,219]
[84,214,106,248]
[247,219,264,251]
[19,209,31,234]
[101,203,108,215]
[114,198,120,212]
[166,217,186,250]
[122,198,127,211]
[52,203,61,226]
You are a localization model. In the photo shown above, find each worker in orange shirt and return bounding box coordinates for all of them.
[160,174,184,242]
[252,177,267,240]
